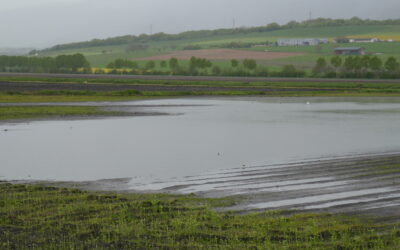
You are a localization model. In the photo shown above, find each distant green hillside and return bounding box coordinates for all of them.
[38,18,400,69]
[39,17,400,52]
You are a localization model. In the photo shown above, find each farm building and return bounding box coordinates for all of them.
[277,38,328,46]
[349,38,378,43]
[334,47,365,55]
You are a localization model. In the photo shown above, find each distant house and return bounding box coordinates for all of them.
[334,47,366,55]
[277,38,328,46]
[349,38,378,43]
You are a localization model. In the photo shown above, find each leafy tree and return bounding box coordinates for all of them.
[369,56,383,71]
[280,65,297,77]
[145,61,156,70]
[266,22,280,30]
[344,56,355,72]
[189,57,212,70]
[255,67,269,77]
[330,56,343,69]
[384,57,399,72]
[212,66,221,75]
[231,59,239,68]
[168,57,179,71]
[0,54,90,73]
[360,55,371,70]
[243,59,257,70]
[160,61,167,68]
[313,57,328,74]
[107,59,137,69]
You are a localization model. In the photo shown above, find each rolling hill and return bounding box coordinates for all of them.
[37,18,400,70]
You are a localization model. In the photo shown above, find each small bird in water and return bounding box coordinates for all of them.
[306,102,310,105]
[4,129,8,132]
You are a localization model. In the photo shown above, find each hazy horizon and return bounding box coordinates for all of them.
[1,0,399,48]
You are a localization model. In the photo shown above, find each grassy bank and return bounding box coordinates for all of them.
[0,94,151,103]
[0,183,399,249]
[2,75,400,88]
[0,106,117,121]
[1,90,400,105]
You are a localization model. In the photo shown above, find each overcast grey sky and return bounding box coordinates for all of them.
[0,0,399,48]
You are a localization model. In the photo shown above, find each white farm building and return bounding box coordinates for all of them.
[277,38,328,46]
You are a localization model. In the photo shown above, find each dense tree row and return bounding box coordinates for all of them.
[313,56,400,78]
[39,18,400,52]
[0,54,90,73]
[102,57,306,77]
[107,59,138,69]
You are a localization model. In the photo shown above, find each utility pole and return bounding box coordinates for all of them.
[150,24,153,35]
[233,18,236,29]
[309,11,312,21]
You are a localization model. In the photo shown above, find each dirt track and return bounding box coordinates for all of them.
[135,49,304,61]
[0,81,339,93]
[1,72,400,84]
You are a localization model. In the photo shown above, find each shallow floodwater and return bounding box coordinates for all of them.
[1,97,400,182]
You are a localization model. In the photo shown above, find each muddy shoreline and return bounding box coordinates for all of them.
[0,103,202,124]
[5,152,400,222]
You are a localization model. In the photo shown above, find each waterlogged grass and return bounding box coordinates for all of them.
[355,164,400,178]
[1,78,400,110]
[0,94,150,103]
[2,76,400,89]
[0,183,399,249]
[0,106,116,120]
[1,89,400,107]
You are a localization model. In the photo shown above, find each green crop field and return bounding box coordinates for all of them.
[1,183,399,249]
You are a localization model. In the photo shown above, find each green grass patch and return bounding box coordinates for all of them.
[354,163,400,178]
[0,183,399,249]
[2,76,400,89]
[0,95,151,103]
[0,106,117,120]
[1,77,400,107]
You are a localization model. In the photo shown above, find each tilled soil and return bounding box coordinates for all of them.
[0,81,339,93]
[135,49,305,61]
[1,73,400,84]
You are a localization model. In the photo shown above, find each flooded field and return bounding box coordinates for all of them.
[1,97,400,215]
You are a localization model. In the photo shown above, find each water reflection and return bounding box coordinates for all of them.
[1,97,400,182]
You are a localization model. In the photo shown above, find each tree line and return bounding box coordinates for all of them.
[105,57,305,77]
[0,54,90,73]
[313,56,400,78]
[38,17,400,52]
